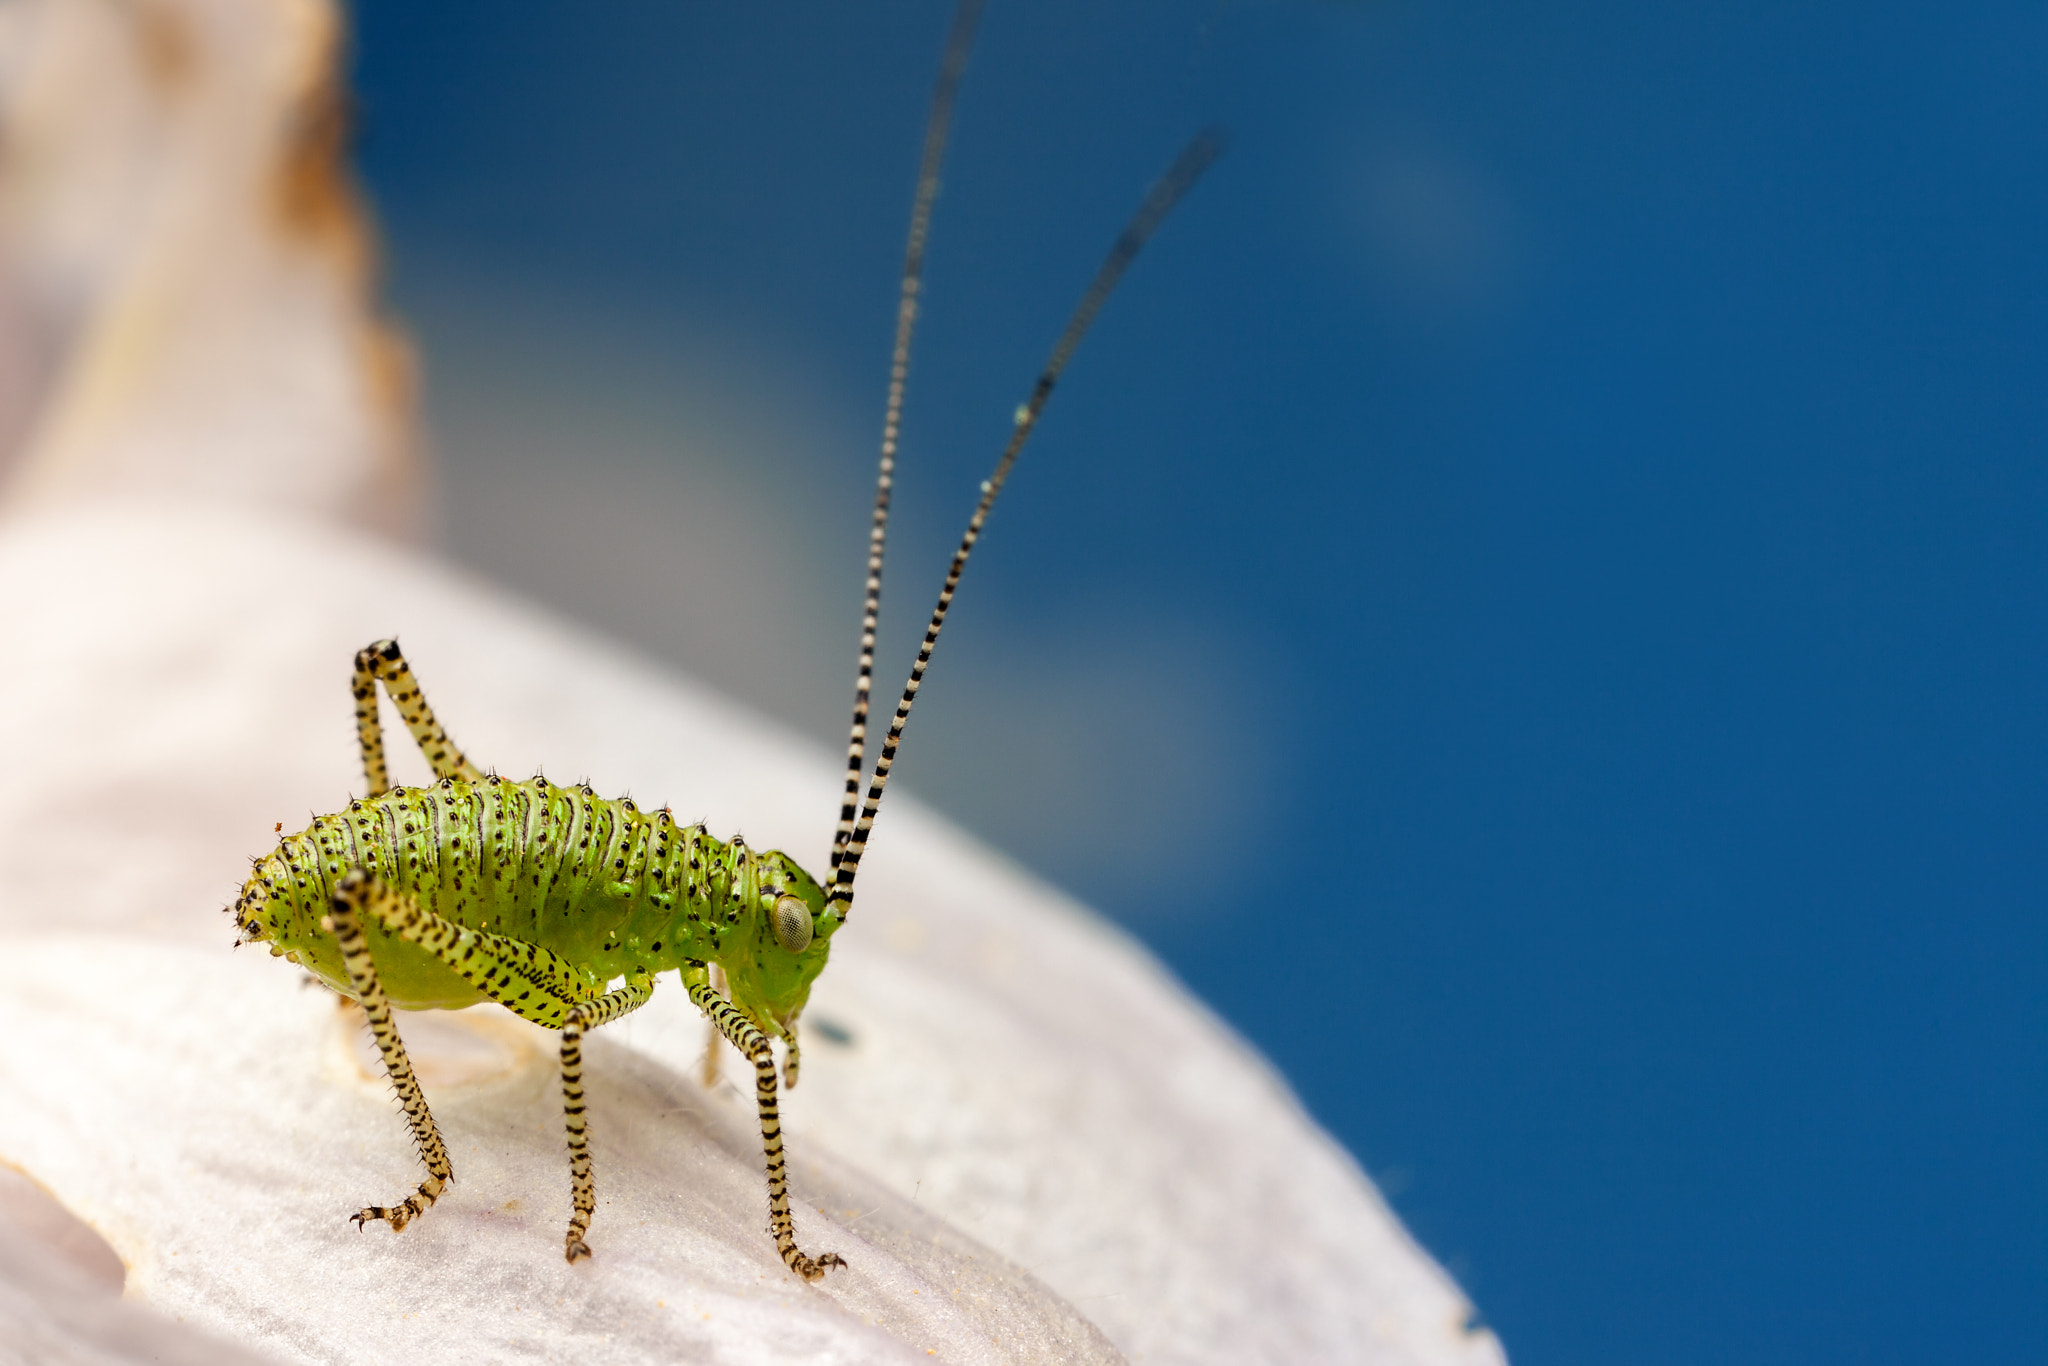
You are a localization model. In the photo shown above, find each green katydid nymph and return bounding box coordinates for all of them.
[229,0,1220,1281]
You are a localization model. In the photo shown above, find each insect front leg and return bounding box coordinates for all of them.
[325,871,453,1234]
[560,972,655,1262]
[687,971,845,1282]
[352,639,485,796]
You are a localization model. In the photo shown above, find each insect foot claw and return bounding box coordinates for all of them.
[791,1250,848,1282]
[564,1236,592,1263]
[351,1200,417,1233]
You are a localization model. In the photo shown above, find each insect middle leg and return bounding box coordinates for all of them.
[352,638,485,796]
[687,971,845,1281]
[329,869,586,1237]
[348,873,659,1261]
[700,962,729,1089]
[560,975,654,1262]
[325,873,453,1234]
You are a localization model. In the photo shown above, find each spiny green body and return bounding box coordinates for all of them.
[225,637,850,1278]
[222,0,1215,1284]
[235,775,837,1033]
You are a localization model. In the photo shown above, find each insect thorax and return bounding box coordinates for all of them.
[233,774,832,1020]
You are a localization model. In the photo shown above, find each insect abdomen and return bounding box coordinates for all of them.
[235,776,732,1010]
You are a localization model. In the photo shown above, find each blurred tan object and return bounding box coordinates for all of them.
[0,2,1506,1364]
[0,0,421,537]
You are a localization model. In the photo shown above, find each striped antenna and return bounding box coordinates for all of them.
[829,128,1227,920]
[833,0,987,871]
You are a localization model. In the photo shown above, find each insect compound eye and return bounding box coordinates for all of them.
[772,895,814,954]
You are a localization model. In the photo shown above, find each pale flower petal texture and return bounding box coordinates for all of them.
[0,0,421,535]
[0,0,1508,1361]
[0,508,1504,1366]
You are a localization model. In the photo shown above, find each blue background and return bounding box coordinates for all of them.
[347,3,2046,1362]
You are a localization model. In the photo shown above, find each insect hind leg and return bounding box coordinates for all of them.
[325,871,453,1234]
[359,880,590,1029]
[353,639,484,796]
